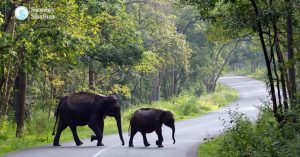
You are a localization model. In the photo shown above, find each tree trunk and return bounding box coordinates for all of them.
[13,44,26,137]
[175,68,186,96]
[88,61,95,90]
[251,58,256,73]
[250,0,279,121]
[151,73,160,101]
[1,3,15,32]
[212,41,239,92]
[172,66,177,96]
[161,68,169,99]
[273,20,289,112]
[0,68,14,119]
[270,44,283,113]
[0,6,17,119]
[286,0,296,106]
[48,68,56,119]
[0,68,5,108]
[0,68,5,92]
[0,46,26,119]
[14,69,26,137]
[207,74,215,93]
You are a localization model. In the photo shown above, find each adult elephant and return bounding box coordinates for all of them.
[128,108,175,147]
[52,92,125,147]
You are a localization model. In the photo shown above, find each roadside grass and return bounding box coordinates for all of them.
[198,107,300,157]
[0,83,238,155]
[197,136,223,157]
[231,68,267,81]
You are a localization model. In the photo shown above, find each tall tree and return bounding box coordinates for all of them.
[14,46,26,137]
[182,0,299,123]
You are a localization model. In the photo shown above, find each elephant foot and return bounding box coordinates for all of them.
[156,140,163,147]
[144,143,150,147]
[97,142,104,146]
[155,140,160,145]
[53,143,61,147]
[129,144,134,147]
[91,135,97,142]
[76,141,83,146]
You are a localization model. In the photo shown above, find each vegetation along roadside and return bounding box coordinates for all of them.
[0,83,237,155]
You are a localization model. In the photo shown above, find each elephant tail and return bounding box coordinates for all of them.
[52,109,59,136]
[52,96,66,135]
[52,100,62,136]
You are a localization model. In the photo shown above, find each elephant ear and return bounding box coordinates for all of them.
[159,110,167,123]
[161,111,174,123]
[102,95,118,106]
[94,95,106,109]
[102,95,120,111]
[106,95,118,103]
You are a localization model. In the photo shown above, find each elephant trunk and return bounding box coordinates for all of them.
[172,125,176,144]
[115,116,125,146]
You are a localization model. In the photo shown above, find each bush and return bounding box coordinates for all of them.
[199,107,300,157]
[27,111,54,135]
[180,97,200,116]
[0,120,10,140]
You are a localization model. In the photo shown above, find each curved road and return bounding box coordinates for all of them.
[3,75,268,157]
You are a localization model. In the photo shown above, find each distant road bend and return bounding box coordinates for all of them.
[3,75,268,157]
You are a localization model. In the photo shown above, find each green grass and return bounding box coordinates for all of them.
[198,107,300,157]
[0,83,238,155]
[231,68,267,81]
[198,136,223,157]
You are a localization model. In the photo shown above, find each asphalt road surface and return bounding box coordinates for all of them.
[3,75,269,157]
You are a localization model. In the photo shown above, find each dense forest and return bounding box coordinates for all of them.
[0,0,253,137]
[181,0,300,156]
[184,0,300,123]
[0,0,299,156]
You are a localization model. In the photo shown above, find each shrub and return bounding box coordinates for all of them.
[27,110,55,135]
[0,120,10,140]
[199,106,300,157]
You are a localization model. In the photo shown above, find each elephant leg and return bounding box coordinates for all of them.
[70,126,83,146]
[155,128,164,147]
[142,133,150,147]
[53,120,67,146]
[91,118,104,143]
[129,129,138,147]
[88,123,104,146]
[91,135,97,142]
[100,119,104,139]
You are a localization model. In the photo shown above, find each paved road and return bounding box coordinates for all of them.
[3,75,269,157]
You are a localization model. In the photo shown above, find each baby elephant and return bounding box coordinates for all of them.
[128,108,176,147]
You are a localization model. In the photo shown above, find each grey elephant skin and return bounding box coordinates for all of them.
[128,108,176,147]
[52,92,125,147]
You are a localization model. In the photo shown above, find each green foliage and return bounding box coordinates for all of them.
[198,107,300,157]
[27,111,54,135]
[228,41,266,78]
[232,67,267,81]
[0,120,10,140]
[124,0,194,101]
[0,0,269,156]
[133,51,159,73]
[0,84,237,155]
[90,11,143,66]
[0,12,3,24]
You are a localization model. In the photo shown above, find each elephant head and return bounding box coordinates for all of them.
[99,95,125,146]
[161,111,176,144]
